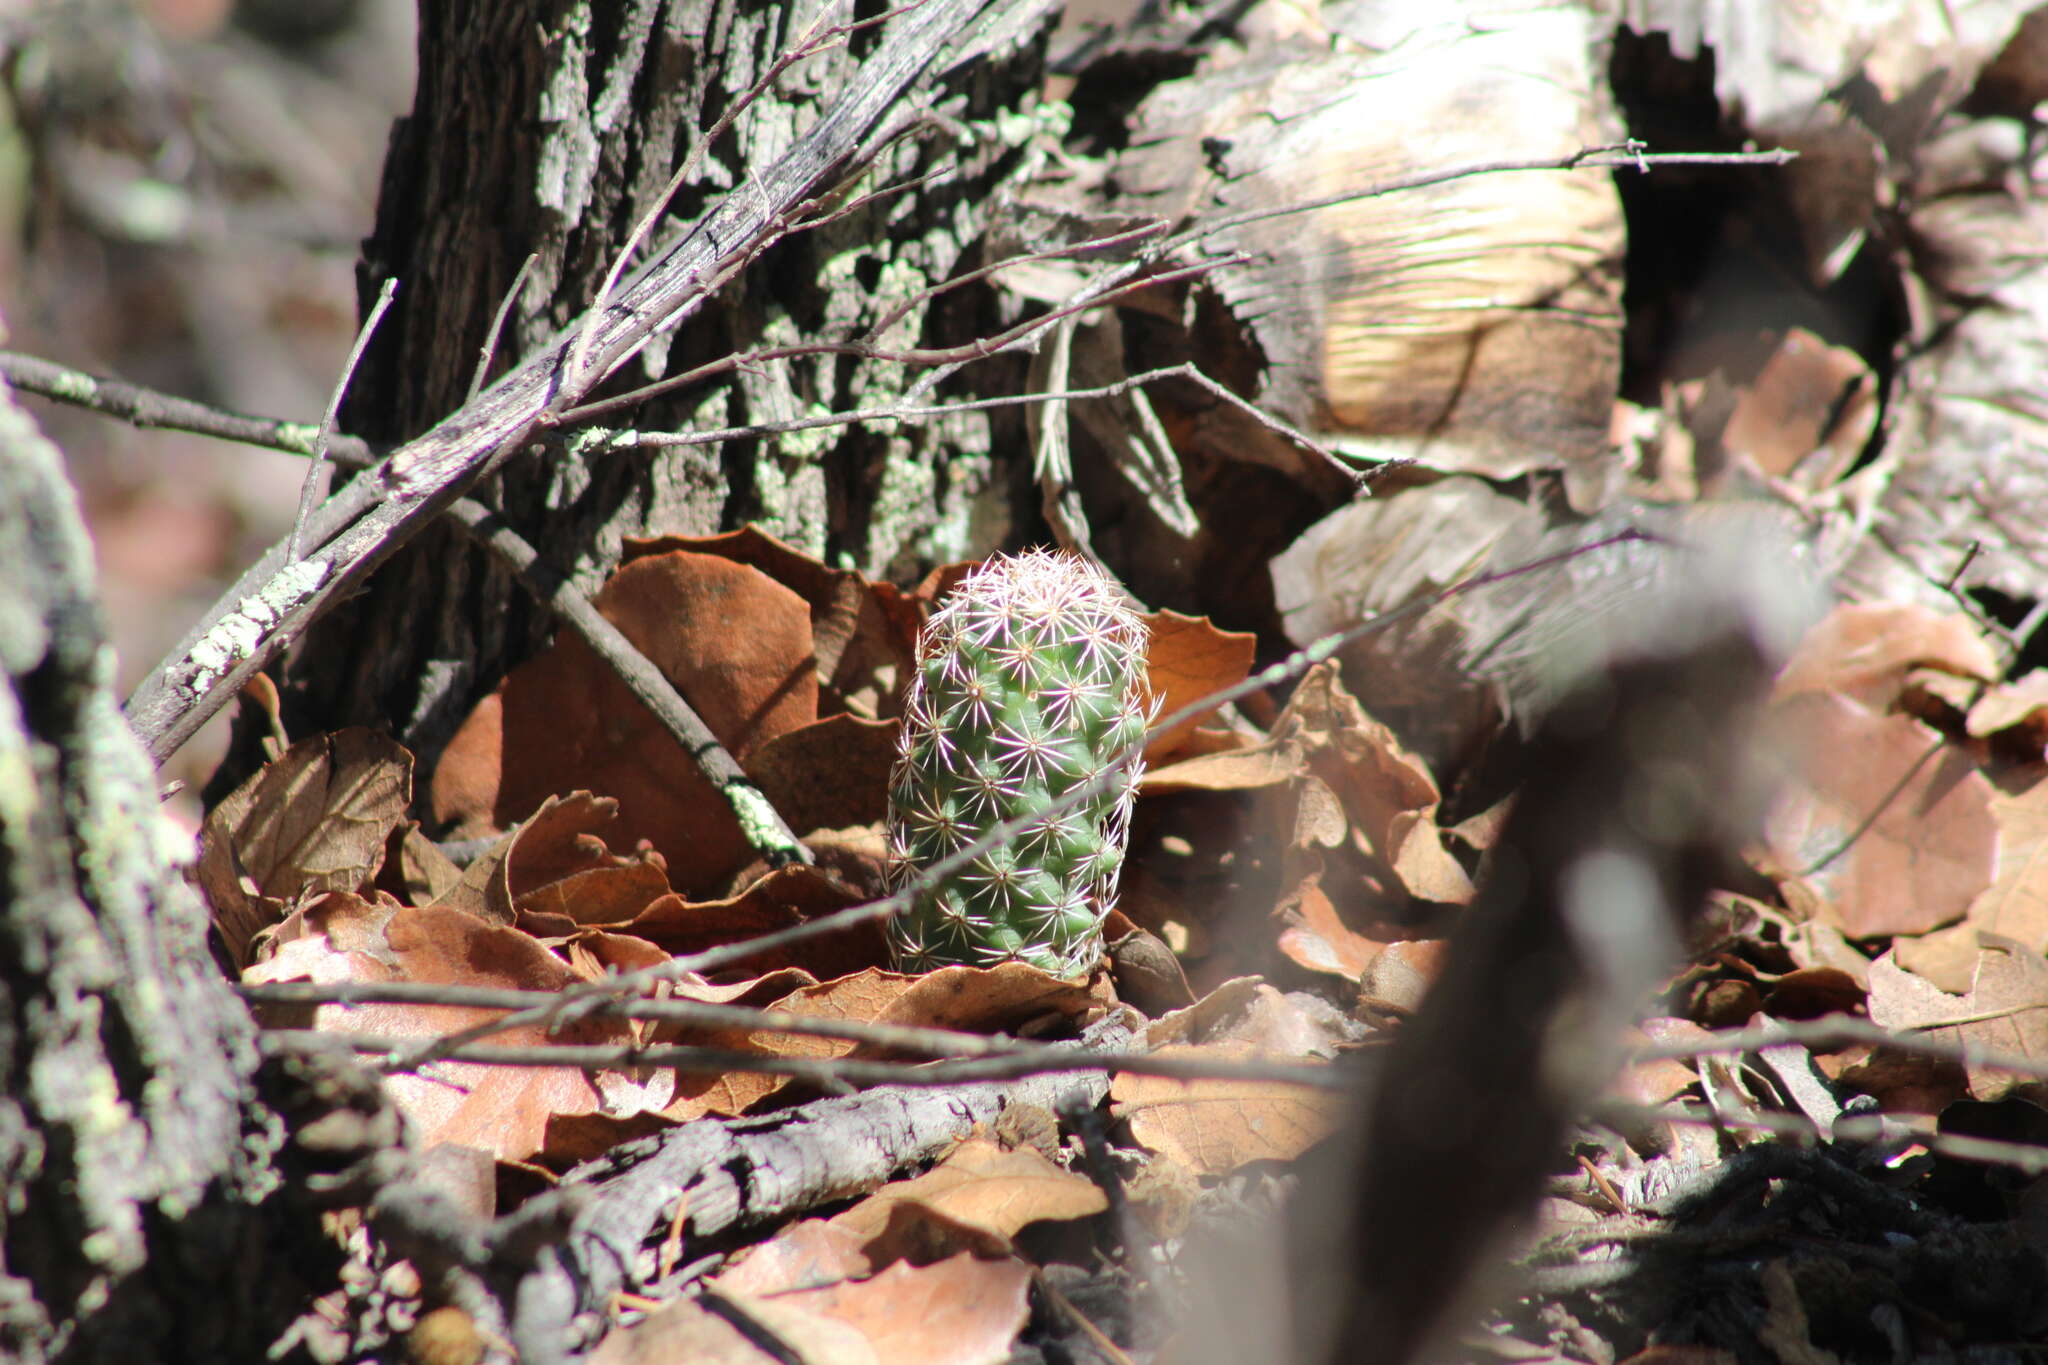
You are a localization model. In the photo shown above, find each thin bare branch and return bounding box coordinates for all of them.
[0,350,378,467]
[471,252,540,401]
[291,277,396,564]
[565,0,932,389]
[1632,1013,2048,1083]
[442,497,810,872]
[262,1027,1347,1089]
[240,978,1045,1056]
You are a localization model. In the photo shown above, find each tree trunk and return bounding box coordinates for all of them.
[0,380,316,1361]
[281,0,1060,777]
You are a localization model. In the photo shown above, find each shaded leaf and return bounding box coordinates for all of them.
[432,551,818,895]
[748,714,897,836]
[828,1138,1106,1267]
[199,728,412,968]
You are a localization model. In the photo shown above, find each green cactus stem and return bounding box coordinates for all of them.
[886,549,1152,977]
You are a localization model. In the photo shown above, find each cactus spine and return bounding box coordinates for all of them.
[886,549,1152,977]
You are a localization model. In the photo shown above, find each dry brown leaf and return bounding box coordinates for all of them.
[621,864,887,979]
[1272,665,1472,902]
[1967,773,2048,954]
[1763,693,1998,938]
[1895,923,1985,995]
[1142,742,1297,794]
[1110,1041,1340,1174]
[1141,609,1257,761]
[748,714,897,836]
[718,1252,1033,1365]
[432,550,818,895]
[1359,938,1450,1016]
[1720,328,1876,491]
[1967,670,2048,748]
[1619,1018,1708,1108]
[829,1138,1106,1267]
[199,728,412,968]
[715,1220,875,1296]
[498,793,673,928]
[389,823,463,906]
[1144,664,1468,908]
[652,962,1098,1122]
[243,896,643,1162]
[1275,874,1373,979]
[1775,602,1999,711]
[588,1295,777,1365]
[1869,933,2048,1101]
[625,527,926,720]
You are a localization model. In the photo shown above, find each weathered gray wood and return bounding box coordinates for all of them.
[533,1019,1131,1353]
[0,378,298,1360]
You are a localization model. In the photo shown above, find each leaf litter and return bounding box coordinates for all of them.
[203,510,2048,1358]
[192,9,2048,1352]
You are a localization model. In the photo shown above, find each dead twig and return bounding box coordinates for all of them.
[0,349,379,467]
[260,1025,1343,1090]
[241,977,1066,1057]
[289,277,397,564]
[441,497,810,874]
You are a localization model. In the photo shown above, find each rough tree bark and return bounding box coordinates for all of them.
[277,0,1062,780]
[0,381,314,1361]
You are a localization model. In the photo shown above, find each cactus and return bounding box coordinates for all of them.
[886,549,1153,978]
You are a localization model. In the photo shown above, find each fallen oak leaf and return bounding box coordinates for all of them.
[713,1252,1033,1365]
[243,894,645,1163]
[199,727,413,968]
[1762,693,1998,938]
[827,1137,1106,1267]
[1110,1041,1341,1175]
[432,550,818,895]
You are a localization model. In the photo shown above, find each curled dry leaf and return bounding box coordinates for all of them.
[1143,663,1469,910]
[199,728,412,968]
[243,894,643,1163]
[431,550,819,895]
[616,864,887,978]
[1968,670,2048,756]
[827,1137,1106,1267]
[1140,609,1257,761]
[1774,602,1999,711]
[1111,1041,1340,1175]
